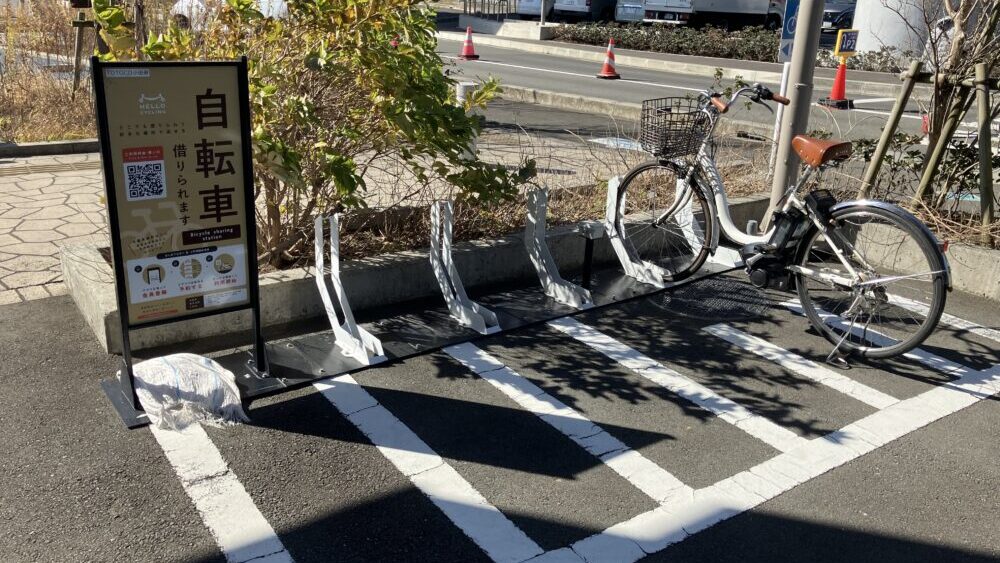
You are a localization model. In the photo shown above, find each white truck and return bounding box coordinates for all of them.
[614,0,785,28]
[552,0,618,21]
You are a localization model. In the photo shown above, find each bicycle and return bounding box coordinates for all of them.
[613,84,951,360]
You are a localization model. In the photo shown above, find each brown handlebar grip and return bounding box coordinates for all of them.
[772,94,790,105]
[710,96,729,113]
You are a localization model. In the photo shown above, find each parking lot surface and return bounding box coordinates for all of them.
[1,271,998,562]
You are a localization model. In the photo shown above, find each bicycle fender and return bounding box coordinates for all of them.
[823,200,952,290]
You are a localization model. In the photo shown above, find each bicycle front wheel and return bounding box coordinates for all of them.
[795,203,947,359]
[615,160,714,282]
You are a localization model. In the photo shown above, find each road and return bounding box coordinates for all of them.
[1,264,998,562]
[439,38,927,142]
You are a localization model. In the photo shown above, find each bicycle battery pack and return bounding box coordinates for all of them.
[805,189,838,223]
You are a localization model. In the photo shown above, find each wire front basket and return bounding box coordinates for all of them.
[639,97,712,160]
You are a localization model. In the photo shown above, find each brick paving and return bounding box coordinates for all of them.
[0,153,107,303]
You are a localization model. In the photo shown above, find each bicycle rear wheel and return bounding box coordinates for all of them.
[794,203,947,359]
[615,160,714,282]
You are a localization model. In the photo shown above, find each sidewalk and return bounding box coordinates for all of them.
[0,153,107,304]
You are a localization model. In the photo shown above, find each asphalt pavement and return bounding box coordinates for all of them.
[1,268,998,562]
[439,38,929,142]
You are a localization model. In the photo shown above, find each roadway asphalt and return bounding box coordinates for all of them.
[439,38,928,142]
[1,268,998,562]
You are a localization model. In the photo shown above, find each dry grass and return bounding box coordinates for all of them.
[1,1,96,142]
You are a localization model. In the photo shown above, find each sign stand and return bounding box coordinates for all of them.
[92,58,272,428]
[819,29,859,110]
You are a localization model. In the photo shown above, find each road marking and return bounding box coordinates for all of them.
[149,424,294,563]
[704,324,899,409]
[851,97,896,105]
[442,55,703,93]
[563,352,1000,562]
[886,293,1000,345]
[445,342,694,505]
[781,300,970,376]
[313,375,544,563]
[547,317,810,453]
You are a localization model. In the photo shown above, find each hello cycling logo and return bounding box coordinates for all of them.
[138,93,167,116]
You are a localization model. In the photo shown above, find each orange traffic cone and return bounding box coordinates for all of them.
[596,38,621,80]
[819,59,853,109]
[458,26,479,60]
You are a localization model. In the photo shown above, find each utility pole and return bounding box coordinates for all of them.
[540,0,548,26]
[766,0,826,227]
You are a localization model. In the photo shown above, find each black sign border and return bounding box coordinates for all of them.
[92,57,267,416]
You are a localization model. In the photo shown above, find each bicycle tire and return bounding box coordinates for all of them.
[794,203,947,359]
[615,160,715,282]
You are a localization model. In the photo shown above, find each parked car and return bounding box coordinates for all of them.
[641,0,694,24]
[821,0,855,32]
[552,0,617,21]
[688,0,785,30]
[614,0,643,22]
[516,0,554,20]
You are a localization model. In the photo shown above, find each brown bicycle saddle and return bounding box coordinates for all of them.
[791,135,853,168]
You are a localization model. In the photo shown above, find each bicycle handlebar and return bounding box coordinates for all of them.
[702,83,788,114]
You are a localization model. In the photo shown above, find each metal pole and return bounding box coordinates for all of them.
[975,63,994,246]
[858,60,923,199]
[912,86,971,205]
[766,0,826,229]
[71,11,86,100]
[540,0,547,26]
[767,61,792,178]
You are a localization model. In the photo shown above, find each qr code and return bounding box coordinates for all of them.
[124,161,166,201]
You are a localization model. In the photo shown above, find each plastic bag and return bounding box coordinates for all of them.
[131,353,249,430]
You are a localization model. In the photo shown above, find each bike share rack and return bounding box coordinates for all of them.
[604,177,669,288]
[525,189,594,310]
[430,201,502,335]
[314,214,387,366]
[604,176,743,291]
[209,181,742,411]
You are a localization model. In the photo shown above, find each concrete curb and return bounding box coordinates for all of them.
[497,85,776,137]
[0,139,100,158]
[61,196,771,353]
[438,30,928,99]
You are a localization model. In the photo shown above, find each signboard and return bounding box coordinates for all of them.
[93,59,267,422]
[778,0,799,63]
[93,60,259,327]
[834,29,860,58]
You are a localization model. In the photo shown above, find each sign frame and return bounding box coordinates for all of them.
[778,0,800,63]
[833,28,860,58]
[92,57,268,425]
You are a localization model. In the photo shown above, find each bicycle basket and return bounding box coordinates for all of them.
[639,97,711,159]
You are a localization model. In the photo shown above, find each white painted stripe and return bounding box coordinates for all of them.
[547,317,810,453]
[444,342,694,505]
[150,424,294,563]
[850,97,896,105]
[887,293,1000,345]
[704,324,898,409]
[563,355,1000,562]
[313,375,543,563]
[781,299,970,377]
[442,55,704,93]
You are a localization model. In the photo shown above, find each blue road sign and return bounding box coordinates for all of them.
[779,0,800,63]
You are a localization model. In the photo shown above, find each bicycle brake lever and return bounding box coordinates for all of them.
[752,97,774,115]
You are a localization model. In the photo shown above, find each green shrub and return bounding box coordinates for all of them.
[554,23,780,63]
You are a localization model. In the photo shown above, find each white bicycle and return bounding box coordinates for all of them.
[614,84,950,360]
